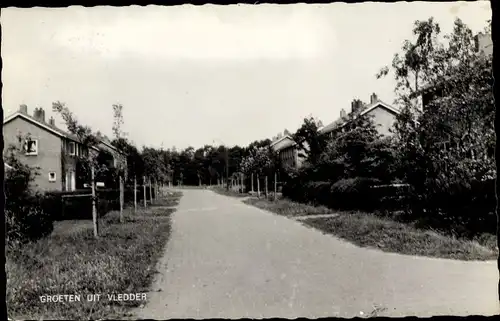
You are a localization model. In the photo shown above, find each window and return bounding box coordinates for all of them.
[48,172,56,182]
[69,142,75,156]
[24,139,38,155]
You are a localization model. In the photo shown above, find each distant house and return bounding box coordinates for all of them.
[269,133,307,169]
[3,105,127,192]
[320,93,400,138]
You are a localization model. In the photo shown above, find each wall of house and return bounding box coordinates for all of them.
[3,117,63,191]
[365,107,398,136]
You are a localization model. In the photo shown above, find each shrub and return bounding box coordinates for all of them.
[303,181,331,206]
[329,177,382,210]
[412,178,496,237]
[5,156,54,245]
[6,194,54,246]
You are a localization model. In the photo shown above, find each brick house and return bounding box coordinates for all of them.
[3,105,127,192]
[319,93,400,138]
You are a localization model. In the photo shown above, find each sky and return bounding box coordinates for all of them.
[1,2,492,150]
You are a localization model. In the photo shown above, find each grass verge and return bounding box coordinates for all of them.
[211,186,249,198]
[6,193,182,320]
[244,196,497,261]
[243,197,331,217]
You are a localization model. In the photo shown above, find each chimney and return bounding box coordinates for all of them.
[370,93,378,104]
[33,107,46,123]
[19,104,28,114]
[49,116,55,126]
[340,108,347,119]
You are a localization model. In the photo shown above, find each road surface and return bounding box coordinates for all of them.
[133,189,499,318]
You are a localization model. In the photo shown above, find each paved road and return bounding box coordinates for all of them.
[134,189,499,319]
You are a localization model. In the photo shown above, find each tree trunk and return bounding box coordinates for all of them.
[274,172,277,201]
[91,165,98,238]
[134,176,137,213]
[149,178,153,204]
[265,176,268,199]
[119,175,124,223]
[143,176,147,208]
[257,174,260,198]
[251,173,254,193]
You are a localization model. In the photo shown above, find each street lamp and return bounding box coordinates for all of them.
[213,139,230,191]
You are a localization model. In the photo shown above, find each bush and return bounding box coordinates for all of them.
[5,159,54,245]
[303,181,332,206]
[42,187,145,221]
[6,194,54,246]
[412,178,496,237]
[329,177,382,210]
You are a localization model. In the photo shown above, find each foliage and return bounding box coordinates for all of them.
[5,138,53,245]
[292,116,328,166]
[377,17,494,235]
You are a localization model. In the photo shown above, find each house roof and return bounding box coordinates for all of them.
[269,135,295,148]
[319,100,400,135]
[3,111,122,155]
[269,135,299,152]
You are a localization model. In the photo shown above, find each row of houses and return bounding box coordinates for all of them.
[269,32,492,169]
[270,93,401,168]
[3,104,127,192]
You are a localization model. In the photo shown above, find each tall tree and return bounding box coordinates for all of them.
[293,116,328,166]
[52,101,103,238]
[112,103,127,222]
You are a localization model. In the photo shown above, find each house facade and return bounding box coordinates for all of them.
[319,93,400,138]
[269,134,306,169]
[3,105,127,192]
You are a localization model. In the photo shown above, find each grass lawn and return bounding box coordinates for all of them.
[244,196,497,261]
[6,192,182,320]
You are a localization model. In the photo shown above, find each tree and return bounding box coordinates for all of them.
[52,101,103,238]
[377,17,494,234]
[293,116,328,166]
[112,103,127,222]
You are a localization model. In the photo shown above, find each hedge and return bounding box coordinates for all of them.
[282,175,495,236]
[43,186,156,221]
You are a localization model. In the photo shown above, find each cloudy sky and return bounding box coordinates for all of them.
[1,2,491,150]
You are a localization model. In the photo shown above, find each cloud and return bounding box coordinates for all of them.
[51,4,336,60]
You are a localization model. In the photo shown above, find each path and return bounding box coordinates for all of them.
[133,189,499,319]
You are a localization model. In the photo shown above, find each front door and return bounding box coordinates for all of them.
[70,171,76,191]
[66,171,76,191]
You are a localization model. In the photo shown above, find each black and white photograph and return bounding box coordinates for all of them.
[2,1,497,319]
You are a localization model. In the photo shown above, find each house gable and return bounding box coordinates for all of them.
[3,116,64,191]
[270,135,296,152]
[320,100,400,136]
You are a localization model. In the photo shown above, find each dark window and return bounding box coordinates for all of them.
[68,142,75,155]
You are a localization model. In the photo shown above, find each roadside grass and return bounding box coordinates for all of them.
[211,186,249,198]
[243,197,331,217]
[244,196,497,261]
[149,191,183,207]
[6,193,182,320]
